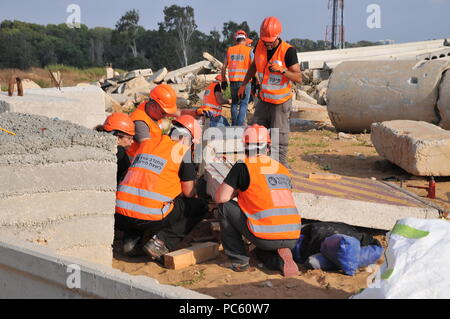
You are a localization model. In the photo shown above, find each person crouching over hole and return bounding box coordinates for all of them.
[214,124,301,276]
[114,115,209,262]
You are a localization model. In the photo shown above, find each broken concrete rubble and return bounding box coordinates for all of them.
[98,52,223,111]
[164,60,215,84]
[371,120,450,176]
[296,89,318,105]
[147,67,168,84]
[291,100,330,122]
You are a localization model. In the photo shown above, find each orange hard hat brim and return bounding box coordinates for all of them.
[260,35,278,43]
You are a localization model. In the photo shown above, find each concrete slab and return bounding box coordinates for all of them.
[0,235,211,299]
[371,120,450,176]
[0,161,116,198]
[294,192,438,230]
[0,86,107,129]
[203,161,440,230]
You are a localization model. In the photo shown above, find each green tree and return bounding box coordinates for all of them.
[115,9,140,58]
[222,21,258,49]
[160,5,197,67]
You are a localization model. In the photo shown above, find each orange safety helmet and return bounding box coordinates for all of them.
[243,124,271,145]
[260,16,282,42]
[245,38,254,46]
[103,112,135,136]
[235,29,247,39]
[149,84,178,115]
[172,114,202,144]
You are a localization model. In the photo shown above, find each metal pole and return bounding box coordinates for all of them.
[331,0,338,49]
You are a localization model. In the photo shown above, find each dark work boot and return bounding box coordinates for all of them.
[123,235,141,255]
[142,235,169,260]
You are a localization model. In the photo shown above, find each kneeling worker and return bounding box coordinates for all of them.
[215,124,301,276]
[183,75,231,127]
[115,115,208,260]
[97,112,135,184]
[127,84,179,161]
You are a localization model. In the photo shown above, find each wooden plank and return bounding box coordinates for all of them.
[163,242,219,270]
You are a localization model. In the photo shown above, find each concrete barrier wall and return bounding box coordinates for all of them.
[327,60,450,133]
[0,235,211,299]
[0,113,117,266]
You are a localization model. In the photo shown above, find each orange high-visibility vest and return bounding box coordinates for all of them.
[116,135,189,221]
[237,155,301,240]
[227,44,252,82]
[126,102,163,159]
[255,40,293,104]
[201,82,222,117]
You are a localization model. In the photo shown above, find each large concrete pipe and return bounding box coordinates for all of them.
[438,70,450,129]
[327,60,450,133]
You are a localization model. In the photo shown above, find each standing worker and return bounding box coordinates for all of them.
[215,124,301,276]
[196,75,231,127]
[221,30,253,126]
[238,17,302,166]
[127,84,179,160]
[96,112,135,184]
[115,115,208,261]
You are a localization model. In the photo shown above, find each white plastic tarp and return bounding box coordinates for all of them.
[352,217,450,299]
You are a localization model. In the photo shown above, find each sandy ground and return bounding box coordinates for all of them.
[113,223,386,299]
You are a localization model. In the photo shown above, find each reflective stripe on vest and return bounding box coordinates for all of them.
[202,83,222,117]
[247,222,302,234]
[255,40,293,104]
[116,199,172,217]
[227,44,252,82]
[118,185,173,203]
[116,136,188,221]
[237,155,301,240]
[243,207,298,221]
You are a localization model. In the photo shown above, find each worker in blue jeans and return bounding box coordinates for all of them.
[222,30,254,126]
[230,82,251,126]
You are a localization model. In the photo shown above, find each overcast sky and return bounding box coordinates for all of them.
[0,0,449,43]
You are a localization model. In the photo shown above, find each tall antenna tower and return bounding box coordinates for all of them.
[325,0,345,49]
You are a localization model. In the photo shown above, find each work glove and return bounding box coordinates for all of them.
[238,85,246,100]
[196,107,213,118]
[268,62,287,74]
[221,81,228,91]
